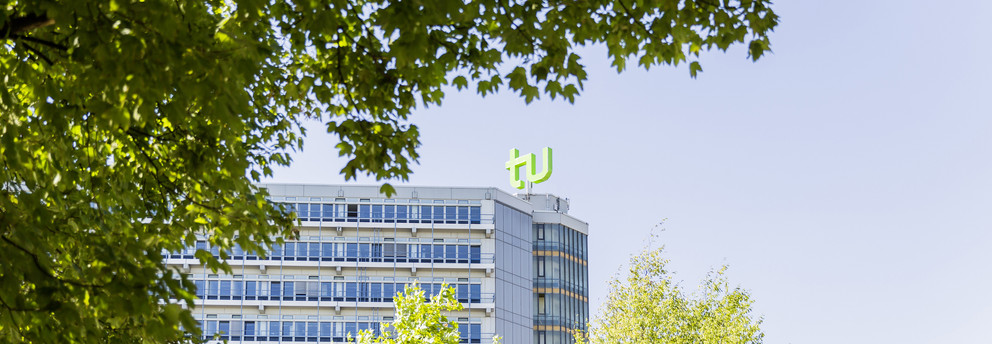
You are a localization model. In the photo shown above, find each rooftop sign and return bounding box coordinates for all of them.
[505,147,553,190]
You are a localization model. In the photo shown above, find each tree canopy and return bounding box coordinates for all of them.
[0,0,777,342]
[577,246,764,344]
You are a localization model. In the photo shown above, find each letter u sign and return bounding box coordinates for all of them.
[505,147,553,189]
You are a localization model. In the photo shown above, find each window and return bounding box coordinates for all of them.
[470,284,480,303]
[283,282,294,299]
[445,206,456,223]
[244,321,256,339]
[322,243,334,260]
[470,246,481,263]
[420,205,432,221]
[270,282,280,299]
[194,280,205,298]
[245,281,256,300]
[347,204,358,221]
[310,242,321,261]
[296,242,307,260]
[469,206,481,224]
[538,294,546,314]
[322,203,335,220]
[232,281,243,299]
[207,280,219,300]
[359,204,371,222]
[537,224,545,240]
[284,242,296,259]
[268,321,280,338]
[218,321,230,337]
[384,205,395,221]
[537,257,545,277]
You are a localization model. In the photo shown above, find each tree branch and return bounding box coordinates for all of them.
[1,14,55,39]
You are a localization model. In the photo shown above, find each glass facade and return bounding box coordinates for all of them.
[533,223,589,344]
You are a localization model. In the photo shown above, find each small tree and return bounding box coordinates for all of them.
[578,247,763,344]
[354,283,501,344]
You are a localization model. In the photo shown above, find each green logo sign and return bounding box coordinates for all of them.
[505,147,553,189]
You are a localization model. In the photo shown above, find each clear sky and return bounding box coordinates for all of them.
[266,1,992,342]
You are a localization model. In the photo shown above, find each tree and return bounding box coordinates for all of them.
[577,247,763,344]
[0,0,777,343]
[353,283,500,344]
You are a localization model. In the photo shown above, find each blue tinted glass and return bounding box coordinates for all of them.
[310,204,321,218]
[283,282,294,297]
[284,243,296,257]
[218,321,230,336]
[297,242,307,257]
[269,321,280,336]
[282,322,293,337]
[207,281,219,296]
[445,245,456,259]
[458,245,468,260]
[321,282,332,297]
[346,243,358,259]
[396,205,407,219]
[270,282,280,296]
[420,206,432,220]
[359,205,370,219]
[345,322,357,335]
[194,280,205,297]
[470,246,481,262]
[271,244,282,258]
[205,321,217,336]
[220,281,231,297]
[359,244,370,258]
[470,324,481,339]
[445,206,456,220]
[345,282,357,298]
[245,322,256,336]
[420,245,431,259]
[322,204,334,218]
[470,206,480,223]
[433,206,445,220]
[308,322,317,337]
[371,205,382,219]
[310,243,320,257]
[383,283,394,300]
[470,284,480,301]
[384,205,394,220]
[457,206,468,220]
[322,243,334,257]
[433,245,444,259]
[245,281,256,296]
[297,203,308,217]
[371,283,381,299]
[295,321,305,337]
[320,322,331,337]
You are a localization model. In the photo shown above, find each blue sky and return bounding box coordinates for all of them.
[267,1,992,342]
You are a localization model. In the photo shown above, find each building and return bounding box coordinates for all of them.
[167,184,589,344]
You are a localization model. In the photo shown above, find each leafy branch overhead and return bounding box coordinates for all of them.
[0,0,776,343]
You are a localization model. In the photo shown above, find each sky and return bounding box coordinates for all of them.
[265,1,992,343]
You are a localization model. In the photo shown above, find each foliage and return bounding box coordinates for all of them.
[0,0,776,343]
[576,247,763,344]
[353,282,500,344]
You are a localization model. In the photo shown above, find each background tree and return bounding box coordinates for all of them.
[354,283,500,344]
[0,0,777,342]
[576,246,763,344]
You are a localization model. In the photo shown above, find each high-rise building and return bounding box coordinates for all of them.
[168,184,588,344]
